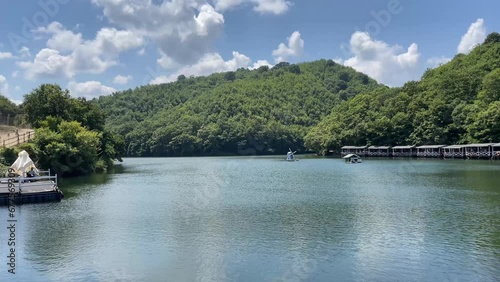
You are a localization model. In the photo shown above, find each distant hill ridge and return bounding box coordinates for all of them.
[96,32,500,156]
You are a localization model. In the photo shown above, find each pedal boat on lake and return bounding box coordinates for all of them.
[286,149,298,161]
[0,150,63,205]
[343,154,362,164]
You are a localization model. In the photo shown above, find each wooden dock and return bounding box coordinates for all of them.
[341,143,500,159]
[0,177,64,205]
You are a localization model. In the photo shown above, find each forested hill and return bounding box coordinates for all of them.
[305,33,500,154]
[97,60,383,156]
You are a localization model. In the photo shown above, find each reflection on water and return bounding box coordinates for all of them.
[0,157,499,281]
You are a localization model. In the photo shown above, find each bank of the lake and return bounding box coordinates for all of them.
[0,157,499,281]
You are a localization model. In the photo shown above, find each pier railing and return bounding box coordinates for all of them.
[0,171,58,194]
[17,175,58,193]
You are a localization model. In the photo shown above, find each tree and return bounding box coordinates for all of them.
[34,120,100,176]
[23,84,72,127]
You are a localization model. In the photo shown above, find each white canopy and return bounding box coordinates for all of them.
[10,150,39,177]
[343,154,360,159]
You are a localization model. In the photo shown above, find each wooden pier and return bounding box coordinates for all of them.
[341,146,368,157]
[0,175,64,205]
[416,145,446,158]
[340,142,500,160]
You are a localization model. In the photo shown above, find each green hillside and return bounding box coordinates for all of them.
[98,61,382,156]
[305,33,500,154]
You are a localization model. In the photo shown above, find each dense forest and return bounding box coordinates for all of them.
[1,33,499,161]
[305,32,500,154]
[96,33,500,156]
[98,61,382,156]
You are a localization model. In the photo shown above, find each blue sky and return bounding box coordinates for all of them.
[0,0,499,103]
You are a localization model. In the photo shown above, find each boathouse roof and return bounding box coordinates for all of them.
[463,143,496,147]
[392,145,416,149]
[444,145,465,149]
[368,146,391,149]
[341,146,367,149]
[494,143,500,147]
[416,145,447,149]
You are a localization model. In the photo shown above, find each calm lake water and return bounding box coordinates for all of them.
[1,156,499,281]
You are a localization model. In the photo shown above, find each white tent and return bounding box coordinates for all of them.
[10,150,39,177]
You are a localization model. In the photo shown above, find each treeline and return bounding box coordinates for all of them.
[305,32,500,154]
[3,33,499,161]
[0,84,124,177]
[98,61,382,156]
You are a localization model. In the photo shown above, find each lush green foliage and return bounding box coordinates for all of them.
[305,33,500,154]
[98,60,381,156]
[18,84,124,176]
[0,95,20,117]
[23,84,105,130]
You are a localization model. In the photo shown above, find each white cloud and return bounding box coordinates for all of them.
[426,56,451,67]
[17,48,73,80]
[17,22,144,80]
[213,0,244,11]
[253,0,291,15]
[92,0,224,66]
[212,0,291,14]
[19,46,31,58]
[150,51,251,84]
[137,48,145,56]
[0,52,13,59]
[251,60,272,69]
[113,74,132,85]
[157,53,179,69]
[342,31,420,87]
[68,81,116,99]
[0,75,8,94]
[272,31,304,63]
[457,18,486,54]
[38,22,83,52]
[11,71,18,78]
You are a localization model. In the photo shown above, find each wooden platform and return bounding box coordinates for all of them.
[0,180,64,205]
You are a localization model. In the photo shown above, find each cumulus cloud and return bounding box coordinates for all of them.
[213,0,291,14]
[340,32,420,86]
[150,51,252,84]
[213,0,244,11]
[113,74,132,85]
[0,75,8,94]
[272,31,304,63]
[253,0,291,15]
[68,81,116,99]
[17,22,144,80]
[251,60,272,69]
[17,48,73,80]
[457,18,486,54]
[92,0,224,66]
[0,52,13,59]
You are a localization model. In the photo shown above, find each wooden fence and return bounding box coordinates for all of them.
[1,131,35,148]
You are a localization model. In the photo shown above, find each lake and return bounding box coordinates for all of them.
[1,156,499,281]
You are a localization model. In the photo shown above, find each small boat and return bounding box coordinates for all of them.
[343,154,362,164]
[286,149,298,161]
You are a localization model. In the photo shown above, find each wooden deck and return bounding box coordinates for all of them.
[0,177,64,205]
[0,180,57,194]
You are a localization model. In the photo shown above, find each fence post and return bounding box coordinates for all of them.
[2,140,4,147]
[17,135,20,145]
